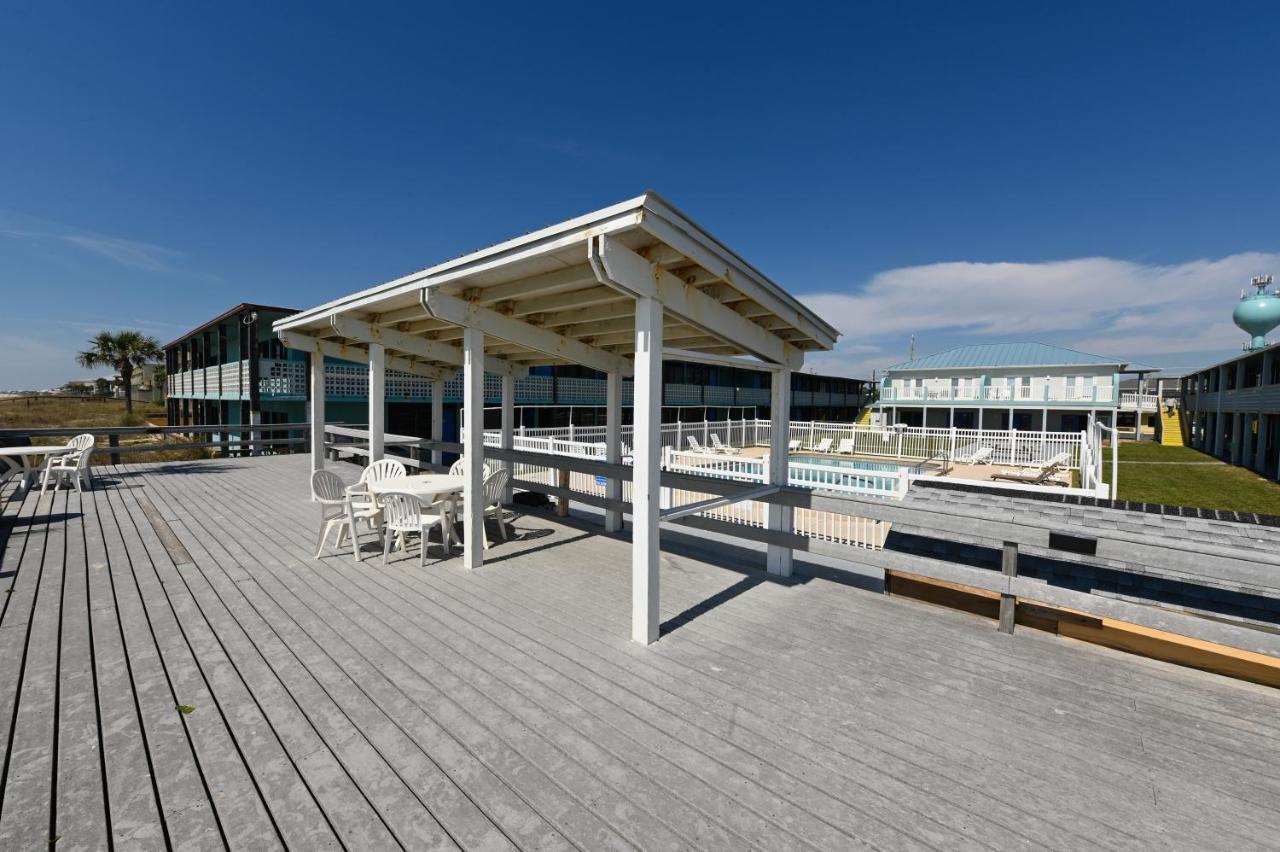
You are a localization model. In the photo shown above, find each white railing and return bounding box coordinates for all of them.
[1120,392,1160,411]
[497,419,1088,470]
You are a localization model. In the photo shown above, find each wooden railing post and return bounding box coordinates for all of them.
[999,541,1018,634]
[557,465,570,517]
[108,433,120,465]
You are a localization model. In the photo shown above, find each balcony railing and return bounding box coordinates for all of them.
[881,384,1114,404]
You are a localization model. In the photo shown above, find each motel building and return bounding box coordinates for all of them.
[874,342,1161,437]
[1180,275,1280,480]
[163,305,868,443]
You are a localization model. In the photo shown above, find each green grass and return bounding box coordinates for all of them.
[1096,442,1280,514]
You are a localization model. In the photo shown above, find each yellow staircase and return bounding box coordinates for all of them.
[1159,408,1185,446]
[856,407,873,427]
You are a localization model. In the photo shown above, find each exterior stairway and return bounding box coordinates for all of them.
[1159,407,1185,446]
[856,406,873,426]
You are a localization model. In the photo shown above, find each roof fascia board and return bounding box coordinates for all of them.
[273,202,646,334]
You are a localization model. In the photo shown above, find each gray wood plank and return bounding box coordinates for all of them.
[53,489,110,852]
[90,475,224,848]
[82,483,167,849]
[0,489,67,850]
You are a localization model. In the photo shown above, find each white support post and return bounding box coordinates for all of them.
[605,371,623,533]
[767,368,794,577]
[632,297,663,645]
[463,328,485,571]
[309,352,325,485]
[368,342,385,462]
[431,379,444,468]
[500,374,514,504]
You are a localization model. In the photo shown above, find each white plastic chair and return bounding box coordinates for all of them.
[812,437,834,454]
[380,491,451,566]
[451,467,512,549]
[787,440,801,453]
[311,469,382,562]
[835,438,855,455]
[346,458,406,510]
[708,434,741,455]
[686,435,706,453]
[40,433,96,494]
[448,457,492,479]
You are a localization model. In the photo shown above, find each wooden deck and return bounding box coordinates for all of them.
[2,454,1279,851]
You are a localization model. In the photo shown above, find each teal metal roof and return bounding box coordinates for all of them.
[887,342,1136,372]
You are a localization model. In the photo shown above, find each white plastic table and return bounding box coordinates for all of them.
[364,474,466,502]
[0,445,75,495]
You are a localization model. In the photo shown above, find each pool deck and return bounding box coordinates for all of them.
[2,454,1279,850]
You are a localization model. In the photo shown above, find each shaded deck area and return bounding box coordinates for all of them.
[2,454,1279,850]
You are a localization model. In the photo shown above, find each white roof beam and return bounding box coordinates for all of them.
[591,235,803,369]
[330,315,526,378]
[639,206,837,349]
[421,289,633,377]
[278,330,450,380]
[473,266,600,305]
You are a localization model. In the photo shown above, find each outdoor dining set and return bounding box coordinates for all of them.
[0,433,97,496]
[311,459,512,567]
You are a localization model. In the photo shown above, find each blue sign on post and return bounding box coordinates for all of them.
[594,475,608,486]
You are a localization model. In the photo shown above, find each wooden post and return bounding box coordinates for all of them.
[309,351,325,483]
[462,327,485,571]
[108,433,120,465]
[605,370,623,532]
[766,367,794,576]
[430,379,444,468]
[632,295,663,645]
[500,374,514,504]
[999,541,1018,634]
[368,342,385,463]
[557,467,570,517]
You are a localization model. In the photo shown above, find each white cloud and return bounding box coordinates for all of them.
[798,252,1280,379]
[0,210,185,272]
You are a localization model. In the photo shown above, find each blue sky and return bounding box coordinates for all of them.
[2,2,1278,389]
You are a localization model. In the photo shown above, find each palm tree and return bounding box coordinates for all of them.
[76,330,162,414]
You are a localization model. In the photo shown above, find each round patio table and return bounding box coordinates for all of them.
[0,445,76,495]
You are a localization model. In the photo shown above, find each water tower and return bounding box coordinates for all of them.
[1233,275,1280,351]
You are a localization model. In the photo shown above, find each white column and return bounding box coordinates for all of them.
[368,342,385,462]
[605,370,623,533]
[430,379,444,468]
[500,373,515,504]
[767,367,794,577]
[309,352,325,484]
[462,328,485,570]
[632,297,663,645]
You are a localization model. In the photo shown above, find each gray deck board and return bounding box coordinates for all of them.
[1,453,1279,850]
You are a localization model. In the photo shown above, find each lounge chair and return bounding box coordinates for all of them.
[687,435,707,453]
[991,453,1069,486]
[836,438,855,455]
[812,438,834,454]
[953,445,993,465]
[708,434,740,455]
[787,440,801,453]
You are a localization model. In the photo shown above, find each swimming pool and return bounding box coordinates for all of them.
[791,455,924,476]
[787,455,918,494]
